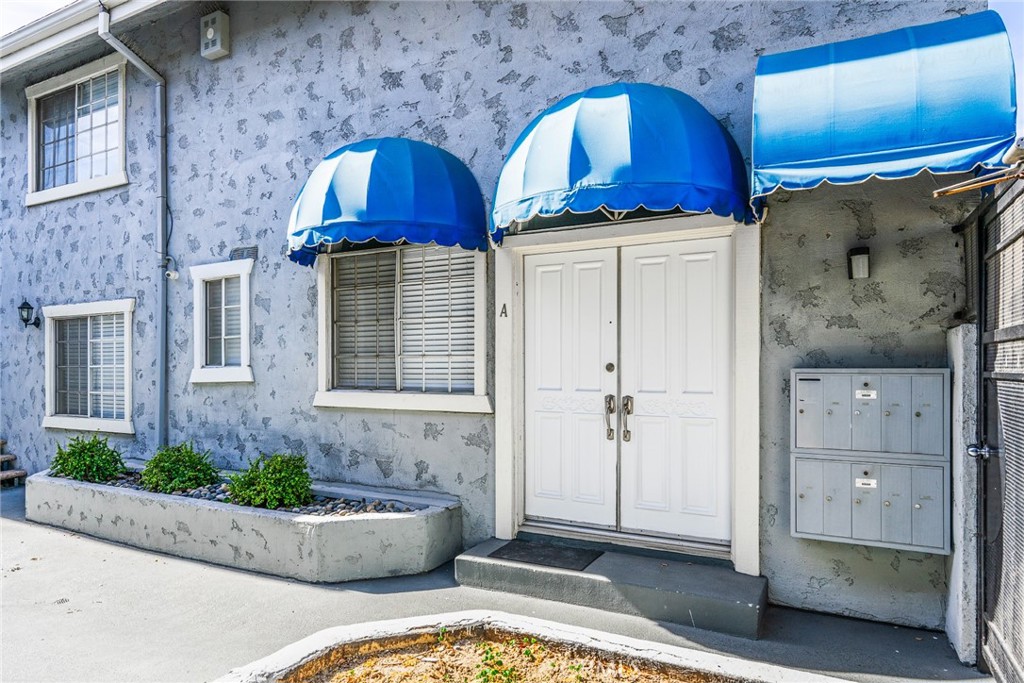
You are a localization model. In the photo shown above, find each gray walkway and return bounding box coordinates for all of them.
[1,486,988,683]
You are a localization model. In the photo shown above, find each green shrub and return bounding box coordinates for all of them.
[141,442,219,493]
[50,435,125,483]
[228,453,312,509]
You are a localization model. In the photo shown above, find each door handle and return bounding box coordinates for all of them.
[604,394,615,441]
[967,444,995,460]
[622,395,634,442]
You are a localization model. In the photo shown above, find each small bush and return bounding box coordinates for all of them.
[228,453,312,509]
[141,442,219,494]
[50,435,125,483]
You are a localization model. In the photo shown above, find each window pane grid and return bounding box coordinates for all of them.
[37,69,120,191]
[56,313,125,419]
[205,276,242,368]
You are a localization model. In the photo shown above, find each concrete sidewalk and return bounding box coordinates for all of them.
[1,486,988,683]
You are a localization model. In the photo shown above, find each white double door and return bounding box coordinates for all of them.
[524,238,732,543]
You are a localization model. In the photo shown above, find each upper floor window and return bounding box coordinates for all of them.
[25,54,128,207]
[314,246,491,413]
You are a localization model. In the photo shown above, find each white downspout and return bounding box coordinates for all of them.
[98,7,169,449]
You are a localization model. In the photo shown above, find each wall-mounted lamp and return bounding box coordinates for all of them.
[847,247,870,280]
[18,300,40,328]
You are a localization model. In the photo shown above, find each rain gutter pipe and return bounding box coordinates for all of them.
[98,5,169,449]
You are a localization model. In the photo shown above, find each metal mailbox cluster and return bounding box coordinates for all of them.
[790,368,951,554]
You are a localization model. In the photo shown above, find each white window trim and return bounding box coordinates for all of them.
[42,297,135,435]
[189,258,255,384]
[25,53,129,207]
[313,249,492,414]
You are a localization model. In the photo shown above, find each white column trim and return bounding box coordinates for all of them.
[731,224,761,576]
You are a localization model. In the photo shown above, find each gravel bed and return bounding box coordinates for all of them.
[62,472,419,515]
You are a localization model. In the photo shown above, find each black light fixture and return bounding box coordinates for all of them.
[18,300,40,328]
[847,247,870,280]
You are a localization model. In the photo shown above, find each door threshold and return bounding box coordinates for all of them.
[518,520,732,563]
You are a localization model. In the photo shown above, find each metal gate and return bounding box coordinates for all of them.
[976,178,1024,683]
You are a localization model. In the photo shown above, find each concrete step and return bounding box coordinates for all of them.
[0,469,27,484]
[0,438,6,453]
[0,454,16,465]
[456,539,768,639]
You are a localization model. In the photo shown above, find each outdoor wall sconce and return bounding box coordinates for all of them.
[847,247,870,280]
[18,300,40,328]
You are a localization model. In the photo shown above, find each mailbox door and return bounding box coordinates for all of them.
[851,374,881,452]
[823,375,852,450]
[911,375,944,455]
[912,466,945,548]
[822,461,852,537]
[880,375,912,453]
[794,459,824,535]
[851,462,882,541]
[880,464,913,545]
[795,377,824,449]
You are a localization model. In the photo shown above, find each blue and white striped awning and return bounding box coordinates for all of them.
[751,10,1018,215]
[287,137,488,266]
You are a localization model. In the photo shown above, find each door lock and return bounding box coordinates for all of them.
[604,394,616,441]
[967,444,995,460]
[621,395,634,442]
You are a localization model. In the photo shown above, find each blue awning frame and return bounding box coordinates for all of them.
[751,10,1018,217]
[490,82,751,242]
[287,137,488,266]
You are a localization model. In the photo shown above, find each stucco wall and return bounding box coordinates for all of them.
[1,1,982,551]
[759,174,978,629]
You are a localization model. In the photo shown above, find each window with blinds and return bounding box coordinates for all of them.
[205,276,242,367]
[55,313,126,419]
[331,246,476,393]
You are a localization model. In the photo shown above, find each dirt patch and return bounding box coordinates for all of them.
[297,628,742,683]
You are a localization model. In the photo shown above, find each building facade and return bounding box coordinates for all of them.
[0,0,1007,647]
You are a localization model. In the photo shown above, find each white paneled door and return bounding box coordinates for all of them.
[524,238,733,544]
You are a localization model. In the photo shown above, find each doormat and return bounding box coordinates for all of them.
[488,540,602,571]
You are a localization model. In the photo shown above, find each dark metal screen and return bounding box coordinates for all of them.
[979,179,1024,683]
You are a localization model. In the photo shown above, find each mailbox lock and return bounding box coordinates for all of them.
[854,498,862,505]
[915,411,922,417]
[798,409,804,414]
[825,496,832,502]
[883,500,891,507]
[826,409,833,416]
[798,493,805,499]
[854,410,861,416]
[914,503,922,509]
[884,411,891,417]
[863,470,870,476]
[863,382,870,387]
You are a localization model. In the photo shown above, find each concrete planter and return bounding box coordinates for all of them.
[25,471,462,582]
[216,610,847,683]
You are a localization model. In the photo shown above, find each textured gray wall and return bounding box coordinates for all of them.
[759,174,978,628]
[1,1,981,582]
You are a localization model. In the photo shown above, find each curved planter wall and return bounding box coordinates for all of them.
[25,472,462,582]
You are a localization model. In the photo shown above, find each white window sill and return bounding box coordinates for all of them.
[314,390,493,414]
[190,366,254,384]
[26,172,129,207]
[43,415,135,435]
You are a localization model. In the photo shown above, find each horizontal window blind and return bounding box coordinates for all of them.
[333,251,398,390]
[56,313,125,419]
[399,247,475,392]
[331,246,477,394]
[206,276,242,367]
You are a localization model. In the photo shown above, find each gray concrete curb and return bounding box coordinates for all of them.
[215,610,850,683]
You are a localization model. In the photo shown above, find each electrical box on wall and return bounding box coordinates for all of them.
[790,368,951,555]
[200,11,230,60]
